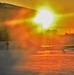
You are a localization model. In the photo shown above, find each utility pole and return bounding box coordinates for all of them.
[6,26,9,50]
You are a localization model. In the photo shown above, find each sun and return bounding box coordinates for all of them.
[33,8,55,29]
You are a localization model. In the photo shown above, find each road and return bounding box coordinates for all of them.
[0,50,74,75]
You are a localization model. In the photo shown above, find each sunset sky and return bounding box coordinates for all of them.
[0,0,74,33]
[0,0,74,12]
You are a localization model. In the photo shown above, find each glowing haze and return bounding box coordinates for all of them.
[0,0,74,33]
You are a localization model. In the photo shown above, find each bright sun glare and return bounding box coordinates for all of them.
[33,8,55,29]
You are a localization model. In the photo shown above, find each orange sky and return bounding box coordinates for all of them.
[0,0,74,12]
[0,0,74,33]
